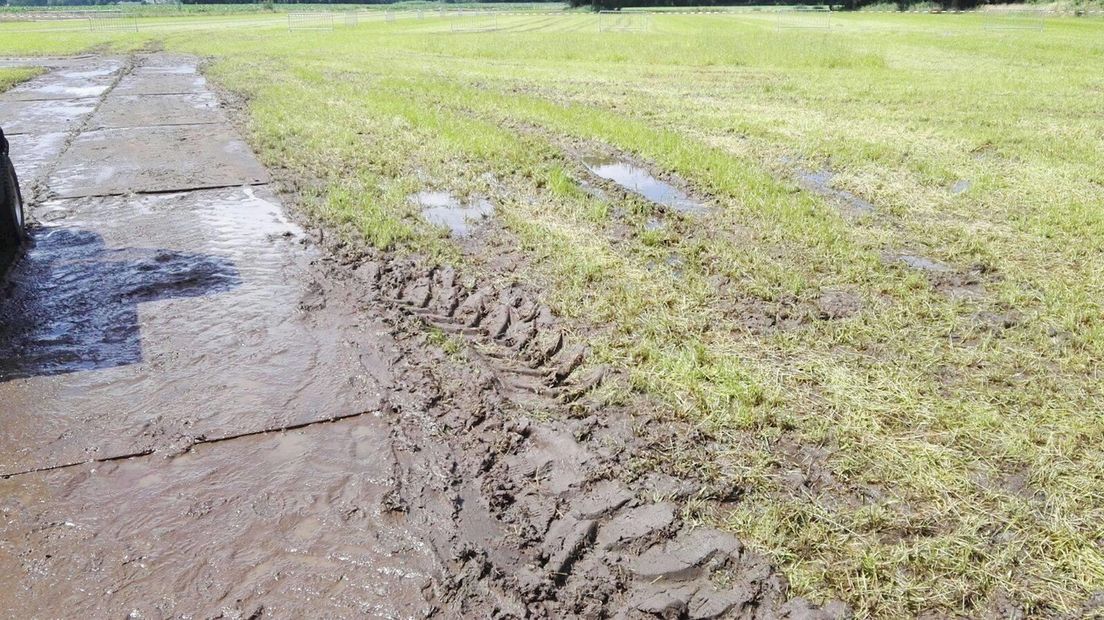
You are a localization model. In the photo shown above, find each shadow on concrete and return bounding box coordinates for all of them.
[0,227,240,382]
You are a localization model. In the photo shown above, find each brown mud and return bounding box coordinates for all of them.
[312,239,850,619]
[0,54,848,618]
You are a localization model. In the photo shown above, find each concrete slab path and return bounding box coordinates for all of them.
[0,54,437,617]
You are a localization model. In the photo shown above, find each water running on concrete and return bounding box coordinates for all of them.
[0,54,438,617]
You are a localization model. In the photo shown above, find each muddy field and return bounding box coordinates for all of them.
[2,9,1103,619]
[0,53,846,619]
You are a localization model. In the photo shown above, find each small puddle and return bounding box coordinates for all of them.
[58,65,120,80]
[796,169,875,214]
[412,191,494,237]
[583,156,708,215]
[950,179,972,195]
[30,83,109,99]
[889,252,952,273]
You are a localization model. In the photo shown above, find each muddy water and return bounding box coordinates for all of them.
[412,190,494,237]
[0,418,434,618]
[583,156,709,215]
[0,54,439,615]
[0,226,240,381]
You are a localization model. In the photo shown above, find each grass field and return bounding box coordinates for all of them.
[0,67,40,91]
[2,8,1103,617]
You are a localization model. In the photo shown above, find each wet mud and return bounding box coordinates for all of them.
[793,168,874,215]
[327,249,849,619]
[885,251,990,300]
[0,54,847,618]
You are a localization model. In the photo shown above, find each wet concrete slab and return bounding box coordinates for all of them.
[0,54,439,612]
[0,417,437,618]
[90,92,225,129]
[0,187,390,473]
[4,62,121,101]
[133,53,199,74]
[48,124,270,198]
[5,132,67,185]
[0,97,97,135]
[112,71,207,96]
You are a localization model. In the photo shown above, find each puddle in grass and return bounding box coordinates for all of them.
[951,179,972,195]
[796,169,875,214]
[583,157,708,215]
[412,191,494,237]
[890,253,952,273]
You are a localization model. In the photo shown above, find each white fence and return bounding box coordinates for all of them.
[450,11,499,33]
[288,12,334,32]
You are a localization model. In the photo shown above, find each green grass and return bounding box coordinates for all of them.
[2,10,1103,618]
[0,66,40,92]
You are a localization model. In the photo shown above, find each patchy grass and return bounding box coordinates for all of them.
[3,10,1104,618]
[0,67,41,92]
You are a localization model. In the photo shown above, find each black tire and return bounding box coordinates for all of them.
[0,153,25,271]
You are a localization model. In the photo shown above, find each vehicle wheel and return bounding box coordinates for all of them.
[0,153,24,248]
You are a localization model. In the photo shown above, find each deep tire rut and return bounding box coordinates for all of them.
[326,248,851,620]
[361,257,604,407]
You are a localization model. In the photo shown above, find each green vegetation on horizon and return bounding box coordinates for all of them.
[2,10,1103,618]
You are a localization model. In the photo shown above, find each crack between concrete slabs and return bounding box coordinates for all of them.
[26,55,138,211]
[0,408,380,480]
[49,180,271,201]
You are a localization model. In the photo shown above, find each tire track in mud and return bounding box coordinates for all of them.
[316,244,851,619]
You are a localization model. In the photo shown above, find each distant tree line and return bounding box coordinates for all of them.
[0,0,1051,10]
[571,0,1028,8]
[2,0,562,4]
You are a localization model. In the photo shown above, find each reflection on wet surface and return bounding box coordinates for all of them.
[796,169,875,214]
[5,132,68,184]
[583,156,708,215]
[0,227,239,381]
[413,190,494,237]
[0,98,97,136]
